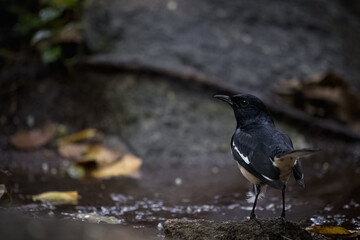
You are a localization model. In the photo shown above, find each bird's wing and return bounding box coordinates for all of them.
[267,131,294,158]
[231,130,283,189]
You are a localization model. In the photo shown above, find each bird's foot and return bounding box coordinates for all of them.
[278,213,286,223]
[249,213,262,225]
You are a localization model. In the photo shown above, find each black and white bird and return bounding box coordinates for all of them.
[214,94,318,219]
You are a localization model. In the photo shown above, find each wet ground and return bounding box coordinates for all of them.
[1,71,359,239]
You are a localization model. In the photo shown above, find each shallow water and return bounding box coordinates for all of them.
[4,137,360,238]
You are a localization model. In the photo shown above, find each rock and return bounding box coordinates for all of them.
[163,218,316,240]
[83,0,360,92]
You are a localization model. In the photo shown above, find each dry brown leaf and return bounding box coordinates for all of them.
[32,191,78,205]
[275,73,360,129]
[91,154,142,179]
[57,129,99,145]
[58,143,88,160]
[10,123,57,150]
[58,133,142,179]
[306,225,359,239]
[59,144,121,167]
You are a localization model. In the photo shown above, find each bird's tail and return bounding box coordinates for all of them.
[277,148,319,188]
[278,148,320,159]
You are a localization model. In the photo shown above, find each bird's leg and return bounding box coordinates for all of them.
[250,184,261,219]
[281,184,286,219]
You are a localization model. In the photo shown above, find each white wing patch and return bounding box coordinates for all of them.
[261,174,274,181]
[232,141,250,164]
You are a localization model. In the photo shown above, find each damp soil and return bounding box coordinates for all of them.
[0,71,359,239]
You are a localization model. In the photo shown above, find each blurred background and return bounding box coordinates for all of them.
[0,0,360,239]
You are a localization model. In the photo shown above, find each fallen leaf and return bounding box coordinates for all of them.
[274,73,360,132]
[82,145,120,167]
[32,191,78,205]
[10,123,57,150]
[59,144,121,168]
[91,154,142,179]
[306,225,359,239]
[58,143,88,160]
[58,133,142,179]
[57,129,100,145]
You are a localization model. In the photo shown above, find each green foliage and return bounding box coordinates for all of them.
[41,45,62,63]
[8,0,84,64]
[13,10,43,36]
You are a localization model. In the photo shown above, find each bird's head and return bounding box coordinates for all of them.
[214,94,273,128]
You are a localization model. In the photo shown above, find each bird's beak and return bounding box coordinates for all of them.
[213,95,233,105]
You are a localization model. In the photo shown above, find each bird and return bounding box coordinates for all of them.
[214,93,318,219]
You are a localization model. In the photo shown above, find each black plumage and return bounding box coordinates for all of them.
[214,93,318,219]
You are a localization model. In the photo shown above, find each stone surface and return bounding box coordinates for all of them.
[83,0,360,92]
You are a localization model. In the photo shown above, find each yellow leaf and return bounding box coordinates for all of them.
[59,144,119,164]
[32,191,78,205]
[82,145,119,167]
[59,143,118,165]
[306,225,359,238]
[91,154,142,179]
[58,129,99,145]
[58,134,142,179]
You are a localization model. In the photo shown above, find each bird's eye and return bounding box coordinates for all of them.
[240,99,249,107]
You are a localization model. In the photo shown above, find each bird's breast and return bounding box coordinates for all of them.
[237,163,261,185]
